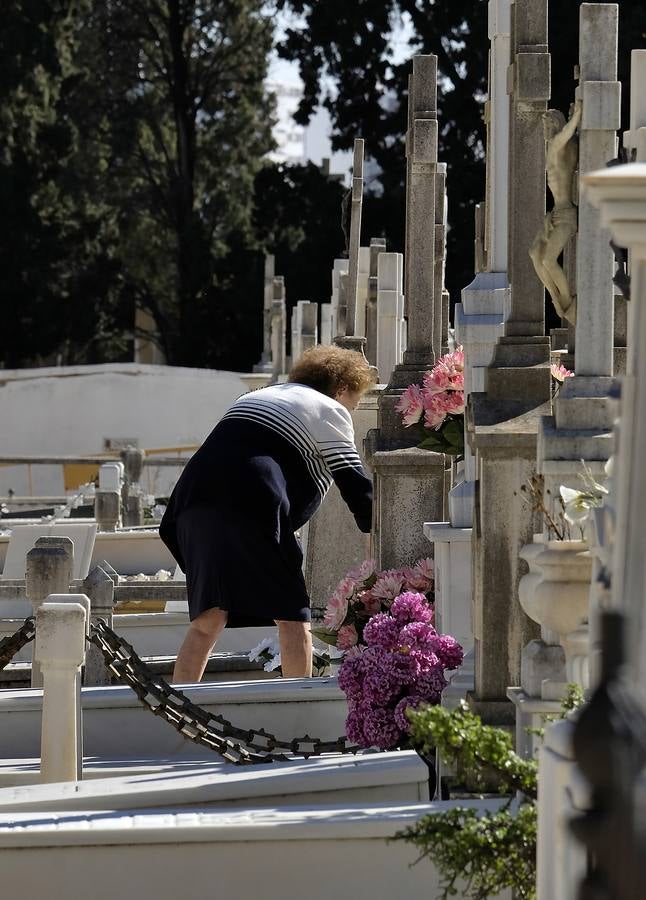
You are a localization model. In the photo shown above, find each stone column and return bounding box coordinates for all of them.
[584,161,646,700]
[35,598,88,783]
[466,0,553,719]
[330,259,348,337]
[26,538,73,688]
[376,253,404,385]
[291,301,318,360]
[345,139,365,337]
[366,238,387,366]
[574,4,620,378]
[624,50,646,162]
[254,254,275,373]
[120,447,145,527]
[304,388,381,616]
[320,303,334,346]
[82,564,115,686]
[364,55,447,570]
[537,4,619,525]
[433,163,448,360]
[96,461,123,531]
[270,276,286,378]
[401,55,439,371]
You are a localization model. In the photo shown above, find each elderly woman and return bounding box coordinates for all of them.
[160,345,375,682]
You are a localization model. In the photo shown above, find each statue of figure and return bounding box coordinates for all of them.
[529,100,582,325]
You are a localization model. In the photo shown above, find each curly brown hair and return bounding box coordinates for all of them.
[288,345,376,397]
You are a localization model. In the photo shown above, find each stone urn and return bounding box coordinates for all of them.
[518,539,592,687]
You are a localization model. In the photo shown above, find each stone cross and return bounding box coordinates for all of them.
[345,138,365,337]
[376,253,404,384]
[330,259,348,337]
[254,254,276,372]
[504,0,550,337]
[291,301,318,361]
[270,275,286,377]
[574,3,620,378]
[366,238,387,366]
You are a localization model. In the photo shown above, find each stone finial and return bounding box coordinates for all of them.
[35,598,88,783]
[82,565,115,686]
[26,539,73,608]
[94,489,121,533]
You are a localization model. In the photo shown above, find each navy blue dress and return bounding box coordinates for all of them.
[160,383,373,626]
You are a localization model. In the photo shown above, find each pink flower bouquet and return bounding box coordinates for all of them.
[395,346,465,456]
[315,557,434,653]
[338,591,464,750]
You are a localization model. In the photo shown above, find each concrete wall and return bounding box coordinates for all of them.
[0,363,260,496]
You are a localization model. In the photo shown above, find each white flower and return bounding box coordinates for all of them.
[264,653,282,672]
[248,637,279,662]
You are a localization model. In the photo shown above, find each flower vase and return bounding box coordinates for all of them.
[519,540,592,689]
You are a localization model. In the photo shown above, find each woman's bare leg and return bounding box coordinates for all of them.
[276,620,312,677]
[172,607,228,683]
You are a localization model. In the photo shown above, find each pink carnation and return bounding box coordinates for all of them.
[403,557,434,594]
[337,623,359,651]
[371,570,406,602]
[346,558,377,583]
[551,362,574,383]
[395,384,424,427]
[323,574,356,629]
[359,591,383,616]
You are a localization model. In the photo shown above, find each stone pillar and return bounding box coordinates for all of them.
[254,254,275,373]
[345,139,365,337]
[26,538,73,688]
[624,50,646,162]
[433,163,448,360]
[366,238,387,366]
[537,5,619,525]
[376,253,404,385]
[331,259,349,337]
[364,55,447,570]
[401,55,439,371]
[120,447,145,527]
[291,301,318,361]
[574,4,620,378]
[35,598,88,784]
[466,0,552,718]
[369,447,446,570]
[94,490,120,533]
[319,303,333,346]
[270,276,287,378]
[504,0,550,338]
[304,388,381,616]
[584,161,646,699]
[82,564,115,686]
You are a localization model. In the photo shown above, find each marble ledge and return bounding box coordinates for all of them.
[423,522,473,543]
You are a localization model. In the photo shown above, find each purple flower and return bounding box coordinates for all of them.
[362,706,402,750]
[345,706,369,745]
[399,621,438,650]
[394,694,433,731]
[390,592,434,625]
[432,634,464,670]
[338,655,365,701]
[416,669,449,697]
[363,613,401,650]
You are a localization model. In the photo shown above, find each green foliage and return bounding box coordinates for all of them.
[418,416,465,457]
[408,700,538,799]
[397,690,585,899]
[401,804,537,900]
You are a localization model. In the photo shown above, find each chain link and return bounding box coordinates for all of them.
[88,618,359,766]
[0,617,36,671]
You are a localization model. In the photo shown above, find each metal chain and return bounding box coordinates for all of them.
[0,616,36,671]
[87,618,359,766]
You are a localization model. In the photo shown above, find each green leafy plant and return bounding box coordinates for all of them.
[396,691,583,900]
